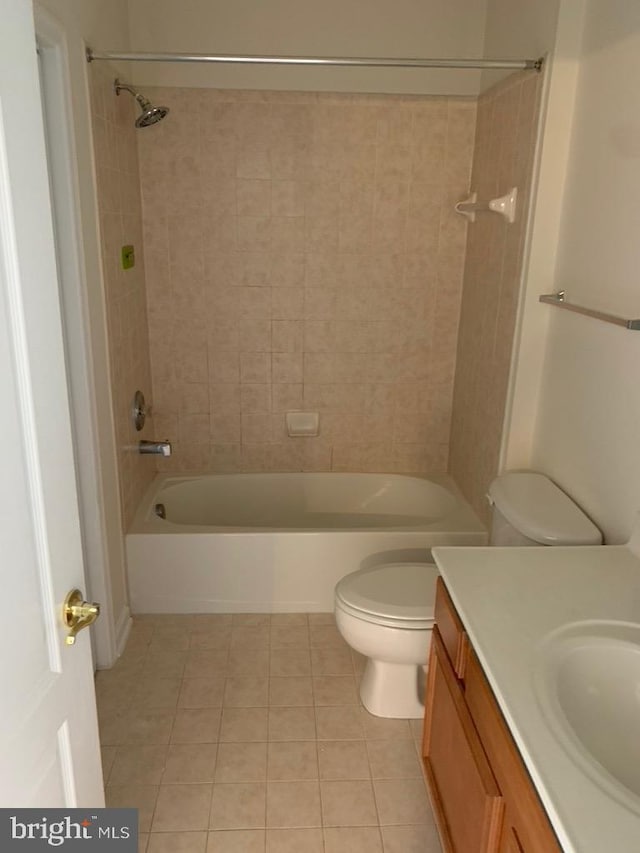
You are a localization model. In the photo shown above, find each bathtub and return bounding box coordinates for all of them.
[126,472,487,613]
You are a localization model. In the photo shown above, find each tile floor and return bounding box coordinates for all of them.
[96,612,442,853]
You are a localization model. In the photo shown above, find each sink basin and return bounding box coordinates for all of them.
[535,620,640,811]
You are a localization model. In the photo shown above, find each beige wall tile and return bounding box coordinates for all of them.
[139,89,477,476]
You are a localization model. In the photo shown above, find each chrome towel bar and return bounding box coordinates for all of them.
[539,291,640,331]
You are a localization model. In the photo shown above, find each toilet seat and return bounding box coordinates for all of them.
[335,562,437,630]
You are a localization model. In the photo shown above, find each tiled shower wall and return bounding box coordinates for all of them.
[137,89,475,474]
[449,71,544,524]
[90,65,156,528]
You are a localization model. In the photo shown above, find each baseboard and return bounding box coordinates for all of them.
[114,605,132,658]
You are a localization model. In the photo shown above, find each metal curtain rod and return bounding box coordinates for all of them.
[85,48,544,71]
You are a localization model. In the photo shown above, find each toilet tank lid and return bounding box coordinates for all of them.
[488,472,603,546]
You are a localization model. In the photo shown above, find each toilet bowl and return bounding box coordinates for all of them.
[335,471,603,721]
[334,562,438,719]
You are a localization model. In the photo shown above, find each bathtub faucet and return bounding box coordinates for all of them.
[139,439,172,457]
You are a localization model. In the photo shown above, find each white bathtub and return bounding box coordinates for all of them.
[126,473,486,613]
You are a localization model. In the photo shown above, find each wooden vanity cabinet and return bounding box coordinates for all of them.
[422,580,562,853]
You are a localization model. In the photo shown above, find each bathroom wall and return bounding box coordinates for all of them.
[127,0,487,96]
[448,70,543,524]
[90,62,156,527]
[529,0,640,543]
[137,88,476,474]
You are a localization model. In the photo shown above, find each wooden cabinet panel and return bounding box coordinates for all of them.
[434,577,470,678]
[465,651,562,853]
[423,629,503,853]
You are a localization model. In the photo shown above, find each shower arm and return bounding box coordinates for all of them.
[114,79,151,109]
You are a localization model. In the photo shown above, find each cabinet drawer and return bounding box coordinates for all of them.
[435,577,469,678]
[465,652,561,853]
[423,629,503,853]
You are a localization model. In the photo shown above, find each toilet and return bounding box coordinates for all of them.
[334,471,602,719]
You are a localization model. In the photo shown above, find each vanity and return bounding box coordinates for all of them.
[422,542,640,853]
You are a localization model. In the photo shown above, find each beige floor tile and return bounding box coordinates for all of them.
[266,781,321,828]
[266,827,323,852]
[315,707,364,740]
[310,647,353,676]
[207,829,265,852]
[149,628,191,652]
[179,678,226,708]
[224,677,269,707]
[190,614,233,630]
[147,831,208,852]
[190,629,232,651]
[324,826,383,853]
[320,780,378,827]
[105,785,158,833]
[231,626,271,648]
[317,741,369,780]
[163,743,218,783]
[144,651,188,679]
[152,784,213,832]
[138,831,149,852]
[409,719,423,742]
[131,677,182,709]
[184,649,229,679]
[120,710,175,745]
[228,648,270,678]
[171,709,221,744]
[270,614,308,628]
[373,779,430,825]
[209,782,267,829]
[351,651,367,676]
[268,707,316,741]
[381,824,442,853]
[267,741,318,780]
[307,613,335,626]
[309,625,346,647]
[367,739,422,779]
[268,678,313,707]
[361,710,411,740]
[220,708,269,742]
[232,614,271,627]
[95,671,138,712]
[98,708,130,746]
[109,745,168,786]
[312,676,359,705]
[215,741,268,782]
[101,745,117,783]
[269,648,311,677]
[269,626,310,648]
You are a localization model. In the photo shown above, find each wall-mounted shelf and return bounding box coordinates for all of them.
[539,291,640,331]
[454,187,518,224]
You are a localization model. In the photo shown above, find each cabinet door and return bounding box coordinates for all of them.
[423,629,503,853]
[465,652,562,852]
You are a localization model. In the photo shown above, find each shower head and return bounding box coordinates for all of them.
[114,79,169,128]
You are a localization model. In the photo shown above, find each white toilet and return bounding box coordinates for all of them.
[334,471,602,719]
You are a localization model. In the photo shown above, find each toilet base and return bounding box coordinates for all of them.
[359,659,425,719]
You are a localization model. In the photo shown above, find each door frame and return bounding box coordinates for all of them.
[34,6,130,668]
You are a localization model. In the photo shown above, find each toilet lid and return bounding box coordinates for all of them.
[335,562,437,626]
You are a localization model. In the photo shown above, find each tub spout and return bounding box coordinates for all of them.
[139,439,172,456]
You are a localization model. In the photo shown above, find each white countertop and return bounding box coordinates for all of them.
[431,542,640,853]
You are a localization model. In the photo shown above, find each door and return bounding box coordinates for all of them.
[0,0,103,805]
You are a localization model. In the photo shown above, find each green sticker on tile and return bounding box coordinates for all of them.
[122,244,135,269]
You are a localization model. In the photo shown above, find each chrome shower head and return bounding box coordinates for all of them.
[114,79,169,128]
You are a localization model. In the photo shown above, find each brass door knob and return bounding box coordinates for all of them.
[62,588,100,645]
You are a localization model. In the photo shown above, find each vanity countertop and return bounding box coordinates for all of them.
[431,542,640,853]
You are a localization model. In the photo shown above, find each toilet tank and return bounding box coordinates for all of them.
[487,472,602,546]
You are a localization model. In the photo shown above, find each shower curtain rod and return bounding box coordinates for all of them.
[85,48,544,72]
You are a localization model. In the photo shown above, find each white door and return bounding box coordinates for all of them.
[0,0,103,805]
